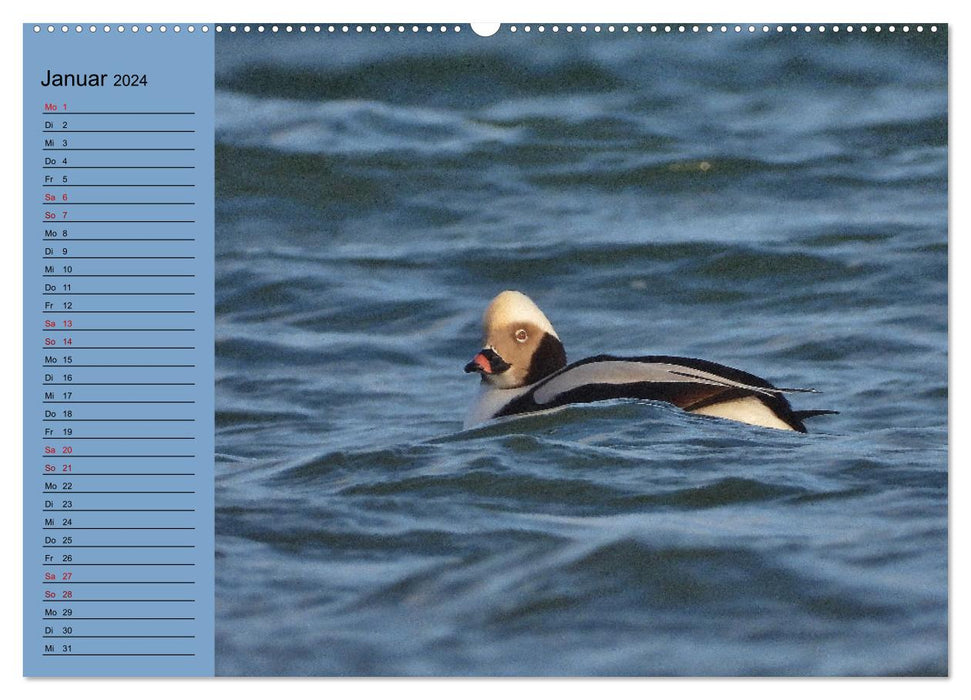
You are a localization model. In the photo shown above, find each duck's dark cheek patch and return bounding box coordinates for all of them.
[523,333,567,385]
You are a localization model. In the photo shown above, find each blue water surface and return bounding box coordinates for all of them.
[213,27,947,676]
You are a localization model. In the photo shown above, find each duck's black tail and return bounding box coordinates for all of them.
[792,409,840,421]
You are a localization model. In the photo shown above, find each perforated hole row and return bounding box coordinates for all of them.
[33,24,209,33]
[32,24,941,35]
[505,24,939,34]
[214,25,464,33]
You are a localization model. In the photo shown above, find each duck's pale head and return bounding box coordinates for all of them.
[464,290,567,389]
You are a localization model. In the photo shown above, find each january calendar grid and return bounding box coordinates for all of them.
[23,23,948,677]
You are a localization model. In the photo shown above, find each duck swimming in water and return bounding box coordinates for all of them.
[463,290,836,432]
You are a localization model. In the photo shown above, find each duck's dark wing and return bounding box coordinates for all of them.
[493,355,835,432]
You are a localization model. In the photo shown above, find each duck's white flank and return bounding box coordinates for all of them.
[688,396,795,431]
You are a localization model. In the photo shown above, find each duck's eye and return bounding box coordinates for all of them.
[514,329,528,343]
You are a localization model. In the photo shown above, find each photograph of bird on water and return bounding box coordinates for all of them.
[213,24,947,676]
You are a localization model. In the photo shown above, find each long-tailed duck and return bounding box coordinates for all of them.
[463,290,835,432]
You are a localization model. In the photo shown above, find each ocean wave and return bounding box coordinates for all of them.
[216,90,519,157]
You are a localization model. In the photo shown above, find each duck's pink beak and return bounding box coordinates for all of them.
[464,348,510,375]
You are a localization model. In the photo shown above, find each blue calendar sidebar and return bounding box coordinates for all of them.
[23,24,215,677]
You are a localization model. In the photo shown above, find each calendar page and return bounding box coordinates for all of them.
[22,21,949,678]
